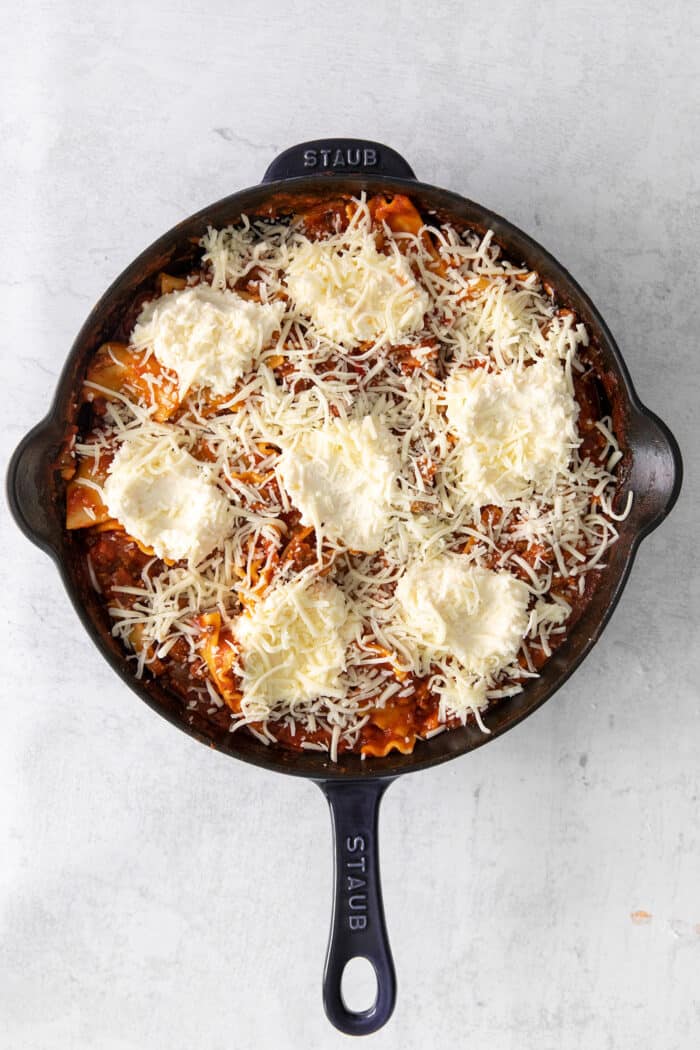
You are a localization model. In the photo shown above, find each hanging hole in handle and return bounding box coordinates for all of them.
[340,956,379,1015]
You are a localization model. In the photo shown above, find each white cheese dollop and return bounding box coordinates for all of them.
[396,556,530,677]
[285,237,428,347]
[234,576,354,705]
[445,359,579,506]
[277,416,399,553]
[131,285,283,397]
[103,438,234,564]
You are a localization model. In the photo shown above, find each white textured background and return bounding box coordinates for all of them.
[1,2,698,1047]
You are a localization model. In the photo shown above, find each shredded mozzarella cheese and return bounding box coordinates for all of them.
[234,573,355,712]
[285,207,428,347]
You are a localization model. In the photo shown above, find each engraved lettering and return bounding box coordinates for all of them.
[347,858,367,872]
[301,146,377,173]
[344,833,369,932]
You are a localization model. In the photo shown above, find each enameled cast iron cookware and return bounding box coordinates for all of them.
[7,140,682,1035]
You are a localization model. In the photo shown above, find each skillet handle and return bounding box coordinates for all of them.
[6,418,60,556]
[318,778,396,1035]
[262,139,416,182]
[629,405,683,535]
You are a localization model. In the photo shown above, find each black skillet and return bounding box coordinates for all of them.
[6,139,682,1035]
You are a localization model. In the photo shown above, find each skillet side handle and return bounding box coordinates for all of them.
[318,778,397,1036]
[6,419,60,556]
[262,139,416,183]
[629,406,683,537]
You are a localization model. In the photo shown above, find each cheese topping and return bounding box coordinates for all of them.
[131,285,283,397]
[71,194,631,759]
[445,359,579,506]
[435,674,489,726]
[277,416,399,553]
[396,556,530,676]
[103,437,234,564]
[285,212,428,347]
[234,575,354,707]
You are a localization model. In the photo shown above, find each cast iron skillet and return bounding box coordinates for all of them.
[7,139,682,1035]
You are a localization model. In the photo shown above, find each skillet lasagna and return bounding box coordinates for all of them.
[62,194,631,759]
